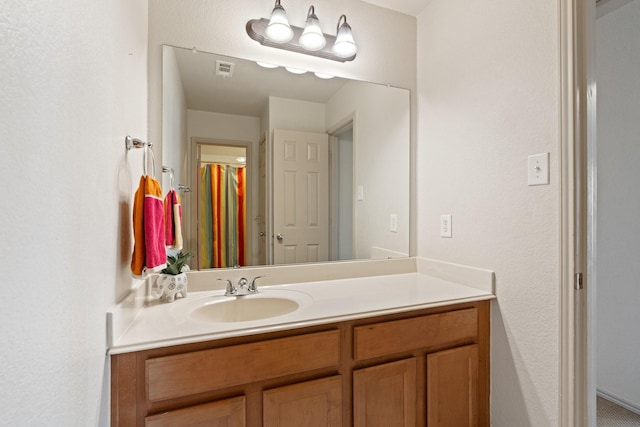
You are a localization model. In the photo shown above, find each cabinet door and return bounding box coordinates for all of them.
[353,358,417,427]
[263,376,342,427]
[145,396,245,427]
[427,344,478,427]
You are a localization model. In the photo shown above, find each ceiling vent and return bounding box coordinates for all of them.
[215,60,235,77]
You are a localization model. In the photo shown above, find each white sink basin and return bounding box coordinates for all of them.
[186,289,312,323]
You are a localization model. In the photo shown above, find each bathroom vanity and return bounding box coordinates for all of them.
[109,258,494,426]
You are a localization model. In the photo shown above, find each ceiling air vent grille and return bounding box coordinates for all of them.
[215,60,235,77]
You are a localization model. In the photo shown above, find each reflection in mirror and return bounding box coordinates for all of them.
[162,45,410,270]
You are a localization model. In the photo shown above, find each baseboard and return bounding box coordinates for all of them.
[597,389,640,415]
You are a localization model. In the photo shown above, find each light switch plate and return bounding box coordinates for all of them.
[390,214,398,233]
[440,214,452,238]
[528,153,550,186]
[357,185,364,201]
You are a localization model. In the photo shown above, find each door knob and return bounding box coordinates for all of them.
[259,231,266,237]
[276,233,284,241]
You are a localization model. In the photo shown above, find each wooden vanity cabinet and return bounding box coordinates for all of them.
[427,345,479,427]
[111,300,490,427]
[144,396,246,427]
[353,358,417,427]
[263,376,343,427]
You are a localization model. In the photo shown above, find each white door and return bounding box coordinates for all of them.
[273,129,329,265]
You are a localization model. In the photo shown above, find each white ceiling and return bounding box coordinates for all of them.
[360,0,432,16]
[173,47,349,117]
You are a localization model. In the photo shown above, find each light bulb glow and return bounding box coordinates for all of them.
[285,67,307,75]
[299,6,326,51]
[314,72,335,79]
[332,15,357,58]
[256,61,279,69]
[265,3,293,43]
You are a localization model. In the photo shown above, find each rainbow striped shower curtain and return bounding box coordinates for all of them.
[199,164,246,269]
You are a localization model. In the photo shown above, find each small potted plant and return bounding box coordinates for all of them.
[153,251,193,302]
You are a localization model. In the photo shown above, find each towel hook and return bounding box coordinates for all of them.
[125,135,152,151]
[162,166,175,190]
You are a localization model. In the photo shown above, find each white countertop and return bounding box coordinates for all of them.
[108,268,494,354]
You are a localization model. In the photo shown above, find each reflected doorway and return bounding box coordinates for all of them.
[195,142,251,270]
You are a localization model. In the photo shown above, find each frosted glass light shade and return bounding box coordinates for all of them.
[256,61,279,68]
[265,3,294,43]
[314,72,335,79]
[332,15,357,58]
[285,67,307,74]
[299,7,326,51]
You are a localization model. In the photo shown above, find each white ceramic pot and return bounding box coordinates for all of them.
[153,272,188,303]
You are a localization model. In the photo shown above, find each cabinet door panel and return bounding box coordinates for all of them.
[145,396,245,427]
[427,344,478,427]
[353,358,417,427]
[263,376,342,427]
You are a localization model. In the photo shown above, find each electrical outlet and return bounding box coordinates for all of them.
[440,214,452,238]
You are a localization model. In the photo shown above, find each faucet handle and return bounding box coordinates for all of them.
[217,278,235,296]
[249,276,265,292]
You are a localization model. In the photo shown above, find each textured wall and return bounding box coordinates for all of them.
[0,1,147,426]
[417,1,561,425]
[596,0,640,410]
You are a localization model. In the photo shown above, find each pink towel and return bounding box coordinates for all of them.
[164,189,183,250]
[131,175,166,277]
[143,176,167,273]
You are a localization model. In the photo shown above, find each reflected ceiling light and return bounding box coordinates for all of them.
[256,61,279,69]
[246,2,357,62]
[314,72,335,79]
[332,15,358,58]
[299,6,326,51]
[285,67,307,75]
[265,0,294,43]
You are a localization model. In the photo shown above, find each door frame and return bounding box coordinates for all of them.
[327,116,356,262]
[189,137,254,269]
[560,0,596,425]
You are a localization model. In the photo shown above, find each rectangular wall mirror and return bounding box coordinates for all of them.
[162,45,410,270]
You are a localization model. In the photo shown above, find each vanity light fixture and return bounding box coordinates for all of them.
[332,15,358,58]
[265,0,294,43]
[246,1,357,62]
[299,6,326,51]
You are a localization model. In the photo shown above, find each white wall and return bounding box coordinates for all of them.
[326,81,411,258]
[417,1,561,425]
[596,0,640,410]
[268,97,326,133]
[0,1,147,426]
[161,45,188,192]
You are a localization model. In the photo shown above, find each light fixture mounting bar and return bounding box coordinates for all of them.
[246,18,356,62]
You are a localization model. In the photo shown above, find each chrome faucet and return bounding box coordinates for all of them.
[218,276,265,296]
